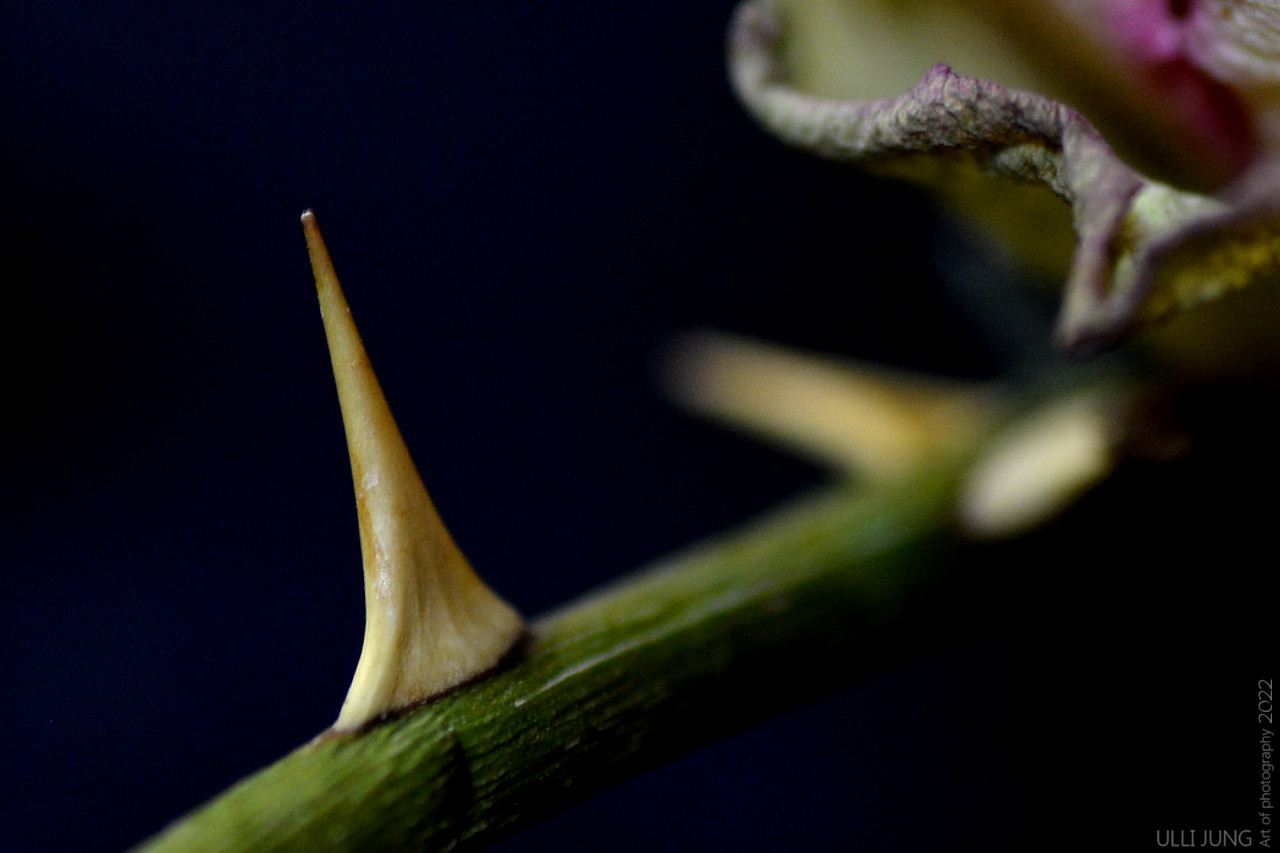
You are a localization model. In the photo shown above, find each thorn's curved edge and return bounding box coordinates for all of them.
[301,210,525,733]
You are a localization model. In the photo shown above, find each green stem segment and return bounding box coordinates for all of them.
[135,463,966,852]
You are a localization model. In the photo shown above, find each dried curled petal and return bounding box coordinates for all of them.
[729,0,1280,354]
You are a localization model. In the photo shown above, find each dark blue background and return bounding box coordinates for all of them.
[2,3,1273,851]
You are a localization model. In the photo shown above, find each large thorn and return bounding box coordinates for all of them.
[302,211,524,732]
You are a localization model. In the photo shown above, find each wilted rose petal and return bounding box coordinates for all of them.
[1055,0,1257,168]
[729,0,1280,355]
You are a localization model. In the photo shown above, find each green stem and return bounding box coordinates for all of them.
[134,459,968,852]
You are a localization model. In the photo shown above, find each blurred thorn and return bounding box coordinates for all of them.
[661,329,999,481]
[956,386,1123,539]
